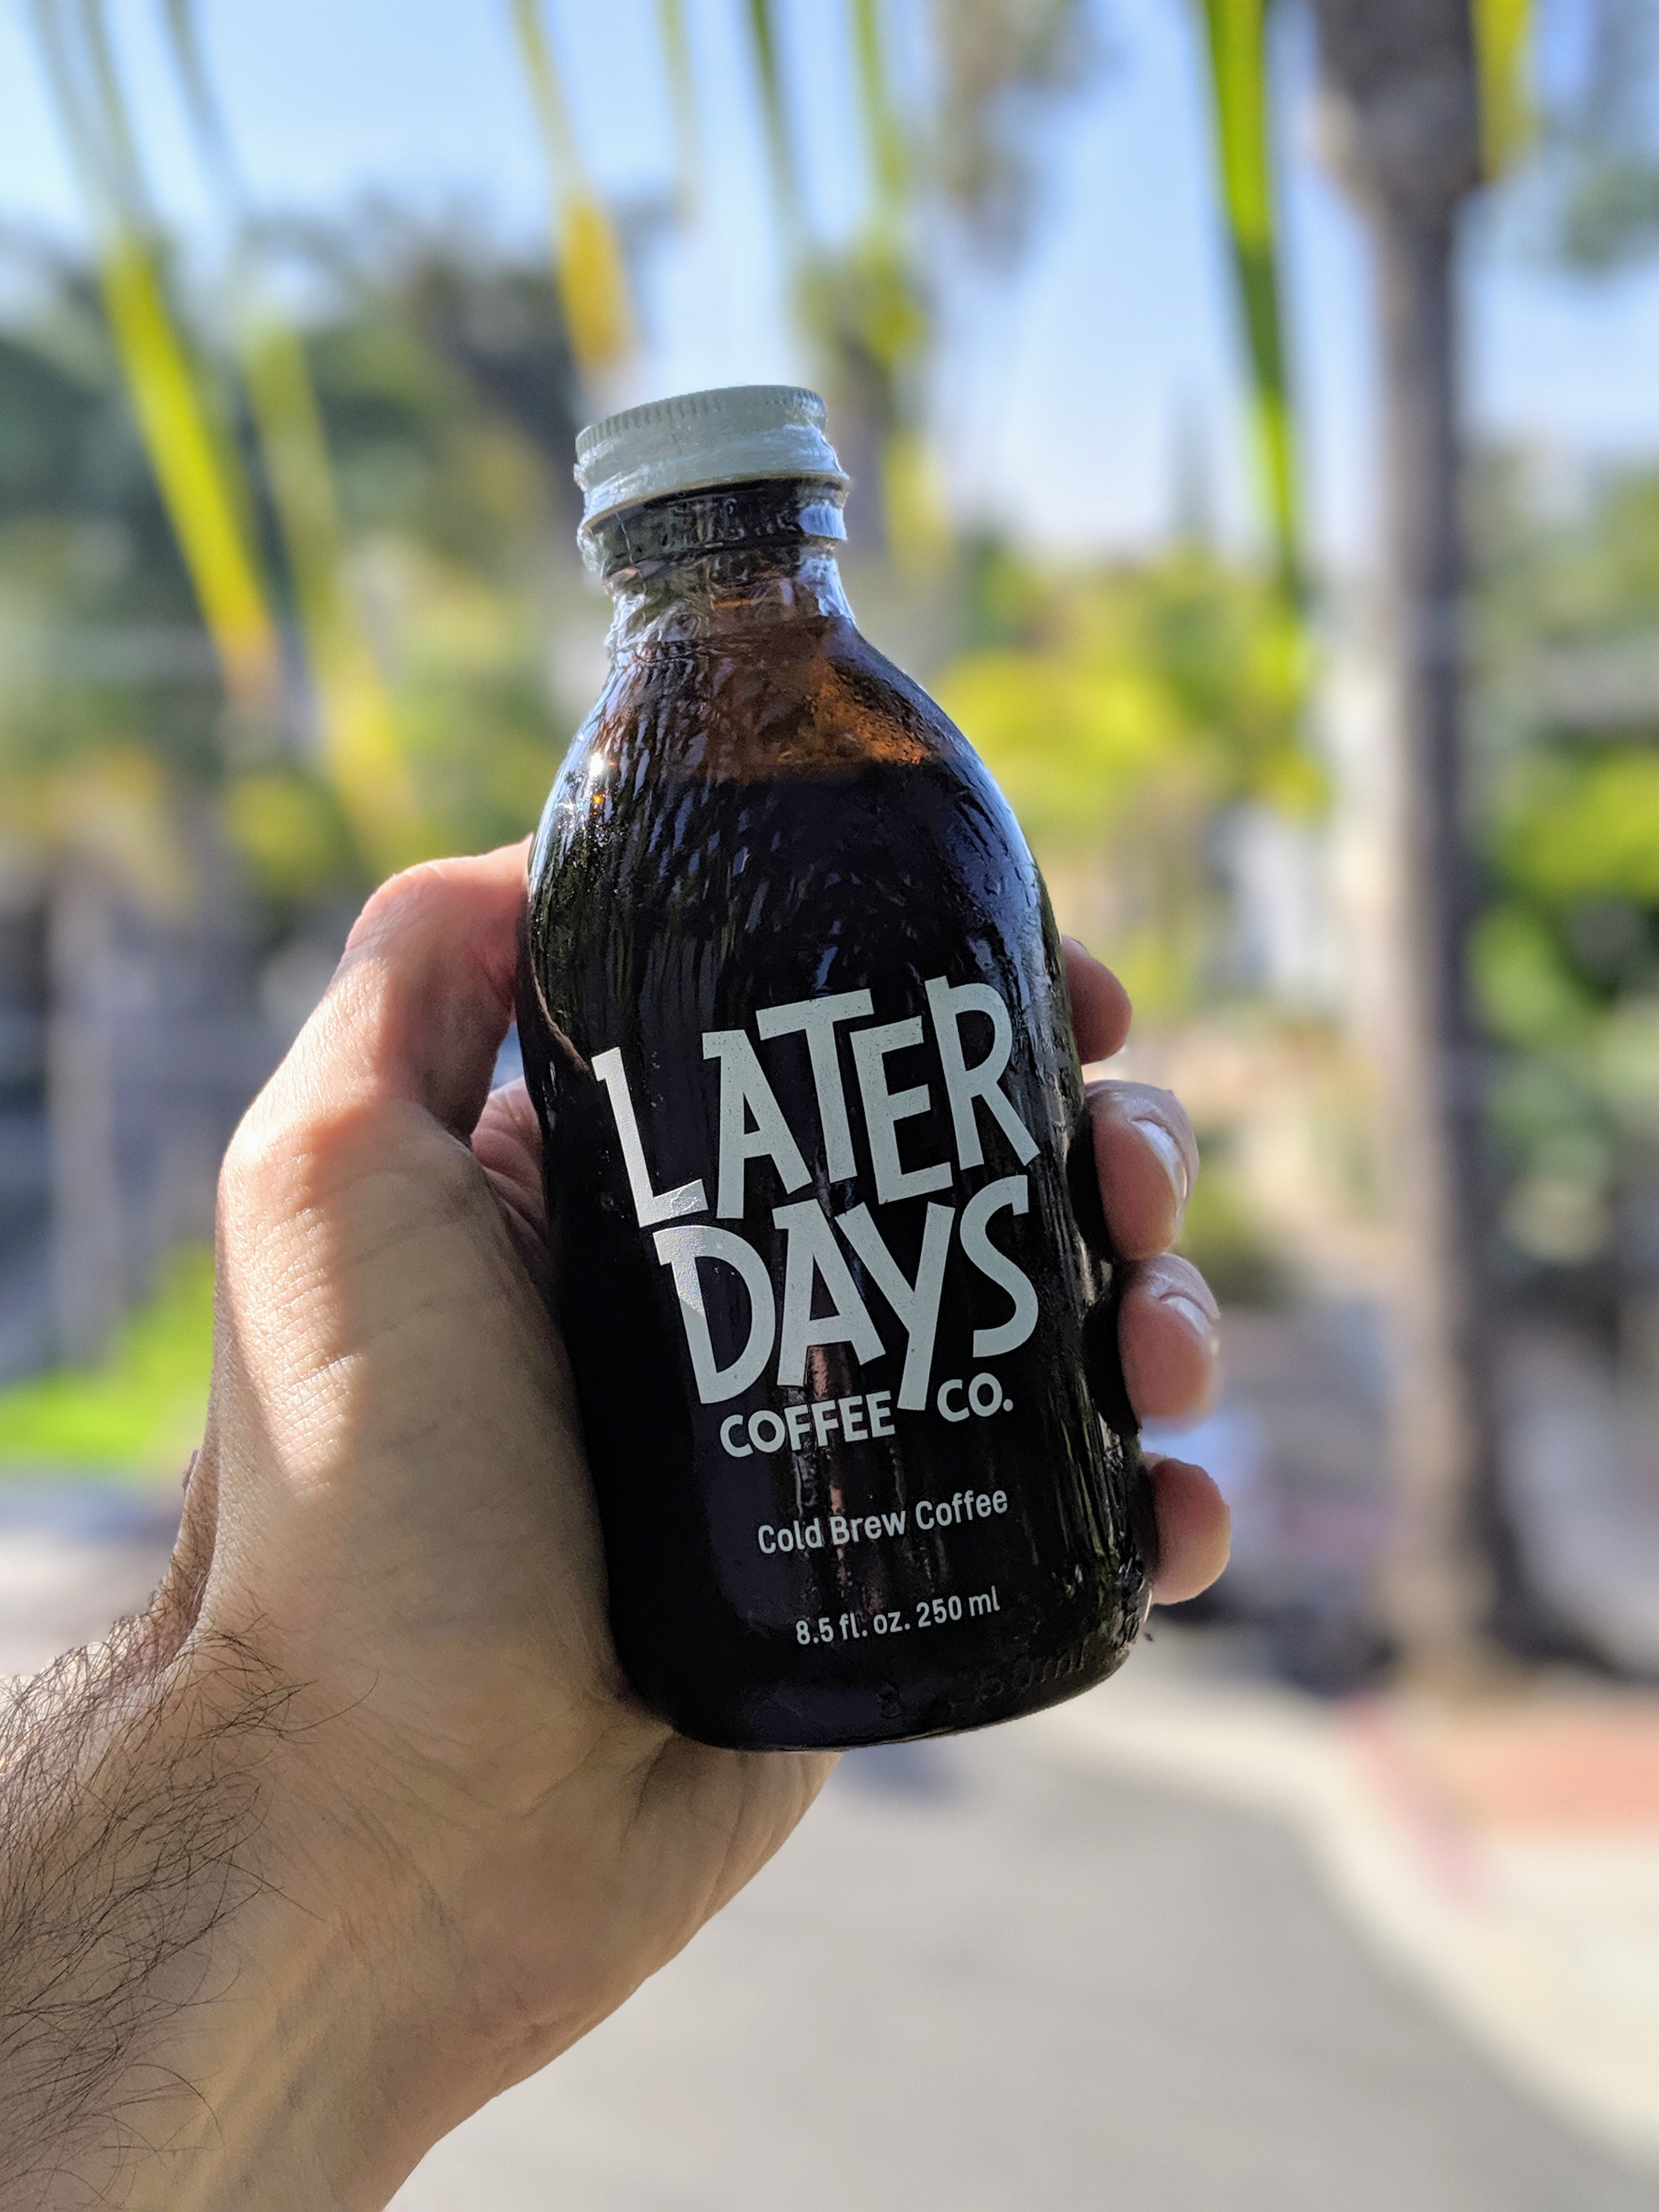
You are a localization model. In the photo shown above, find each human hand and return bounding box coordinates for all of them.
[0,845,1226,2210]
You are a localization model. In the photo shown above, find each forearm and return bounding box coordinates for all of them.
[0,1624,424,2211]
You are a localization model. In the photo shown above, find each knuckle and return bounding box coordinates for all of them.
[218,1102,283,1217]
[218,1100,314,1230]
[218,1090,415,1231]
[347,857,455,951]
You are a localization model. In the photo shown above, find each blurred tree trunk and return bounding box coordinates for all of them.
[1310,0,1537,1673]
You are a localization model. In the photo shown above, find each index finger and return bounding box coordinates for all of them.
[282,842,529,1142]
[1063,937,1132,1064]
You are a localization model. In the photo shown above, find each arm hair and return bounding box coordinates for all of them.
[0,1615,294,2204]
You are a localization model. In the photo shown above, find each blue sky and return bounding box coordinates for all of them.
[2,0,1657,571]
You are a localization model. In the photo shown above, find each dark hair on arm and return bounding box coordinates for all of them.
[0,1606,295,2202]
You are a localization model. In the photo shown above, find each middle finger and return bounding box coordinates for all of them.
[1118,1254,1220,1421]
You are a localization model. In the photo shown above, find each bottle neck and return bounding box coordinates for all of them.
[582,478,854,657]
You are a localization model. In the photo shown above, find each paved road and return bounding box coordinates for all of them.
[393,1729,1652,2212]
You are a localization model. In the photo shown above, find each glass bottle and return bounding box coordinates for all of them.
[520,386,1153,1749]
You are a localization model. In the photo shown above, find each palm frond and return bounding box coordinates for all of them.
[853,0,905,223]
[99,234,280,705]
[158,0,425,871]
[845,0,945,566]
[1471,0,1534,177]
[160,0,240,198]
[239,319,425,871]
[31,0,280,709]
[744,0,804,240]
[656,0,702,219]
[1197,0,1301,599]
[510,0,635,375]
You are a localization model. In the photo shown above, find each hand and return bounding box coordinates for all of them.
[1,846,1226,2210]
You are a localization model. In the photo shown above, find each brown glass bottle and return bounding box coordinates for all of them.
[521,410,1152,1750]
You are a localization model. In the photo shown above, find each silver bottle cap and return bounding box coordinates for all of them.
[574,384,848,527]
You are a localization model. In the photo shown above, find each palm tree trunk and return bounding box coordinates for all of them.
[1370,200,1505,1667]
[1310,0,1547,1673]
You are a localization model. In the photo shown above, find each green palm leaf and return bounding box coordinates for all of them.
[744,0,804,241]
[853,0,904,222]
[1196,0,1300,599]
[657,0,702,219]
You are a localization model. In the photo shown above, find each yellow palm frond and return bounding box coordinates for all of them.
[156,0,427,873]
[239,320,427,872]
[1471,0,1534,177]
[510,0,636,375]
[29,0,280,711]
[556,196,635,375]
[99,232,279,708]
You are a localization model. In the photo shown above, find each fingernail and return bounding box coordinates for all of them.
[1158,1290,1217,1349]
[1128,1111,1190,1218]
[1061,933,1091,960]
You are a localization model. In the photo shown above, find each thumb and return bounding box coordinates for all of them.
[280,844,529,1144]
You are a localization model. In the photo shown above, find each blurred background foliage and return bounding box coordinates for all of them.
[1471,450,1659,1304]
[0,218,580,926]
[0,0,1316,1032]
[0,1242,210,1474]
[0,0,1657,1672]
[936,537,1315,1018]
[0,0,1322,1465]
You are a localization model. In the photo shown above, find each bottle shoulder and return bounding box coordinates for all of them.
[572,616,973,783]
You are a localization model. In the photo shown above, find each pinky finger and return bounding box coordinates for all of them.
[1147,1455,1231,1605]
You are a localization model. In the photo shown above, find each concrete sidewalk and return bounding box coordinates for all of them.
[1037,1629,1659,2172]
[392,1711,1652,2212]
